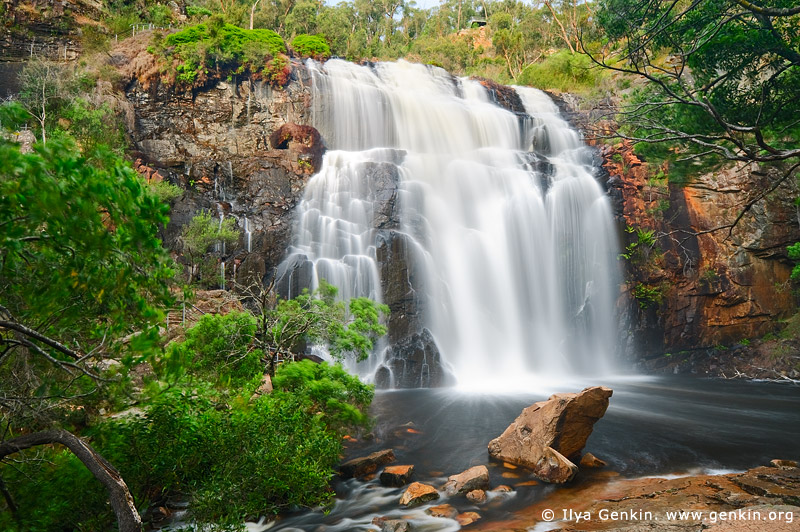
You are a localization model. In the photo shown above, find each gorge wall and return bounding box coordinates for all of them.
[594,136,799,371]
[118,49,800,380]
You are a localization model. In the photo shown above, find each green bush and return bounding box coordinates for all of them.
[788,242,800,281]
[291,34,331,60]
[149,180,183,204]
[186,5,213,19]
[519,50,606,93]
[164,311,264,387]
[95,361,372,526]
[163,19,287,86]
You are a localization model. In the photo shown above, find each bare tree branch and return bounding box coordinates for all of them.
[0,430,142,532]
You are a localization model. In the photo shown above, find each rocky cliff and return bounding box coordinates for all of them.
[600,140,799,370]
[117,38,317,288]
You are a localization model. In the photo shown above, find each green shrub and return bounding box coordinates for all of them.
[291,34,331,60]
[164,311,264,387]
[163,20,287,86]
[632,282,663,308]
[149,180,183,204]
[788,242,800,281]
[519,50,606,93]
[186,5,213,19]
[93,361,373,526]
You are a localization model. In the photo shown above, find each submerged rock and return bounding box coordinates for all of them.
[456,511,481,526]
[339,449,396,479]
[399,482,439,507]
[487,386,612,483]
[466,489,487,504]
[427,504,458,518]
[443,465,490,495]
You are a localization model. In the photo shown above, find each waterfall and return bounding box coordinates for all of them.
[283,59,619,388]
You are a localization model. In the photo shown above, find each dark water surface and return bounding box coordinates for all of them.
[264,376,800,531]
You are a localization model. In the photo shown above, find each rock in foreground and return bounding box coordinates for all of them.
[380,465,415,487]
[339,449,396,479]
[487,386,612,483]
[444,465,490,495]
[399,482,439,507]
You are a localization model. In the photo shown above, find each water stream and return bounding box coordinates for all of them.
[263,376,800,531]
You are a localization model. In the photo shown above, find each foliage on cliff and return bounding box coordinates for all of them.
[157,16,290,86]
[592,0,800,172]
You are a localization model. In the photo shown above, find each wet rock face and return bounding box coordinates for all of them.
[488,386,613,483]
[126,63,315,285]
[375,328,453,389]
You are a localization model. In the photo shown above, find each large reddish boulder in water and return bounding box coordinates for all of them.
[487,386,612,483]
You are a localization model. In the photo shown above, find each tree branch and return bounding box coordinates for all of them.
[732,0,800,17]
[0,430,142,532]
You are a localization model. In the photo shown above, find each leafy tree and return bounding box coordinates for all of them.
[263,281,389,372]
[164,311,264,387]
[591,0,800,175]
[0,122,176,530]
[291,33,331,60]
[94,360,372,527]
[181,210,239,284]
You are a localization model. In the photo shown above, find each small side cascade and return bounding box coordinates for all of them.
[243,216,252,253]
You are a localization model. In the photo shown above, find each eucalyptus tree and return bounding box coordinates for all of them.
[590,0,800,230]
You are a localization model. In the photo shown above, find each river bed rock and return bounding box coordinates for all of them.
[580,452,607,469]
[399,482,439,507]
[444,465,490,495]
[487,386,612,483]
[339,449,396,479]
[470,462,800,531]
[380,465,415,487]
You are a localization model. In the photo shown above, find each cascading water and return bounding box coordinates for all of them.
[282,59,619,388]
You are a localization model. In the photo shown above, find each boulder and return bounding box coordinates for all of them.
[466,489,487,504]
[443,465,490,495]
[492,485,513,493]
[427,504,458,518]
[456,512,481,526]
[399,482,440,507]
[487,386,612,483]
[339,449,395,479]
[380,465,415,487]
[770,459,798,470]
[580,452,607,469]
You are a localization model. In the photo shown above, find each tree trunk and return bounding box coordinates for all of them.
[0,430,142,532]
[250,0,262,30]
[544,0,576,54]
